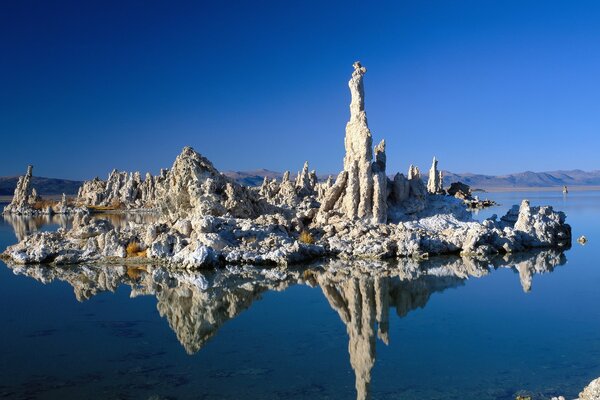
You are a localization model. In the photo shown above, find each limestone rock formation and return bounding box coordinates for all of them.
[76,147,267,220]
[318,62,388,223]
[257,161,320,208]
[427,157,443,194]
[513,200,571,247]
[3,165,35,215]
[0,63,572,268]
[3,165,82,216]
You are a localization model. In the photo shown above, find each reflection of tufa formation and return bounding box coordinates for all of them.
[7,250,569,400]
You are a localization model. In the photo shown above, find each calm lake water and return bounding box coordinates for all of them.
[0,191,599,400]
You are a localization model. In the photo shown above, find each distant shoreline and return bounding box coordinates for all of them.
[0,194,65,203]
[480,186,600,193]
[1,186,599,203]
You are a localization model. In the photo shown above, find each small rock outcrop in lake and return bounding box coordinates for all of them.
[3,165,35,215]
[0,62,572,268]
[447,181,497,209]
[3,166,83,216]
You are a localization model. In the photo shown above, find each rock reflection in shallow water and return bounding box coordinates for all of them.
[6,249,567,399]
[3,212,160,242]
[3,213,71,241]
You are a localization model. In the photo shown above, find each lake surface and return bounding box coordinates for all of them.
[1,191,599,400]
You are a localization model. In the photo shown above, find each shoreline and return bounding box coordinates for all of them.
[2,185,599,203]
[479,185,600,193]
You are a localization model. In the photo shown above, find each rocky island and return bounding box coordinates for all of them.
[2,62,571,268]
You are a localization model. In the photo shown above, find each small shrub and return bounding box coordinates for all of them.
[86,199,124,212]
[126,241,143,257]
[298,230,315,245]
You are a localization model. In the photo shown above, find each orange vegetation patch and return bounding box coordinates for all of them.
[298,230,315,245]
[126,241,147,258]
[86,199,124,212]
[31,199,58,210]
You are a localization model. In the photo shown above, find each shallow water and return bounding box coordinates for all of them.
[0,191,599,400]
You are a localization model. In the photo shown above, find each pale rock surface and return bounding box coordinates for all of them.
[426,157,443,194]
[579,377,600,400]
[318,62,388,223]
[4,165,83,216]
[3,165,36,215]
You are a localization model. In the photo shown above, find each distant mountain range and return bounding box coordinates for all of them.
[222,169,283,187]
[223,169,600,189]
[439,169,600,189]
[1,169,599,197]
[0,176,83,196]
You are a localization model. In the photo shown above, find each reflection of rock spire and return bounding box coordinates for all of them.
[315,260,482,400]
[507,250,567,293]
[4,249,570,399]
[152,280,281,354]
[374,277,389,344]
[516,262,533,292]
[319,277,378,400]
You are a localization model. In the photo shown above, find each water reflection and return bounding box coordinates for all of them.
[3,212,160,241]
[5,250,567,400]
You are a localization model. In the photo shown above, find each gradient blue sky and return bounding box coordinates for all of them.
[2,0,600,180]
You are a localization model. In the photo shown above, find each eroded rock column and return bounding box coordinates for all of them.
[319,62,387,223]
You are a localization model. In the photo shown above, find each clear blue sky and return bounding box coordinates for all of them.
[2,0,600,180]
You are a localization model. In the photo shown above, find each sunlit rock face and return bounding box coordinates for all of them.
[6,250,568,400]
[3,165,85,216]
[77,146,267,220]
[318,62,387,224]
[3,165,37,215]
[513,200,571,248]
[427,157,444,194]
